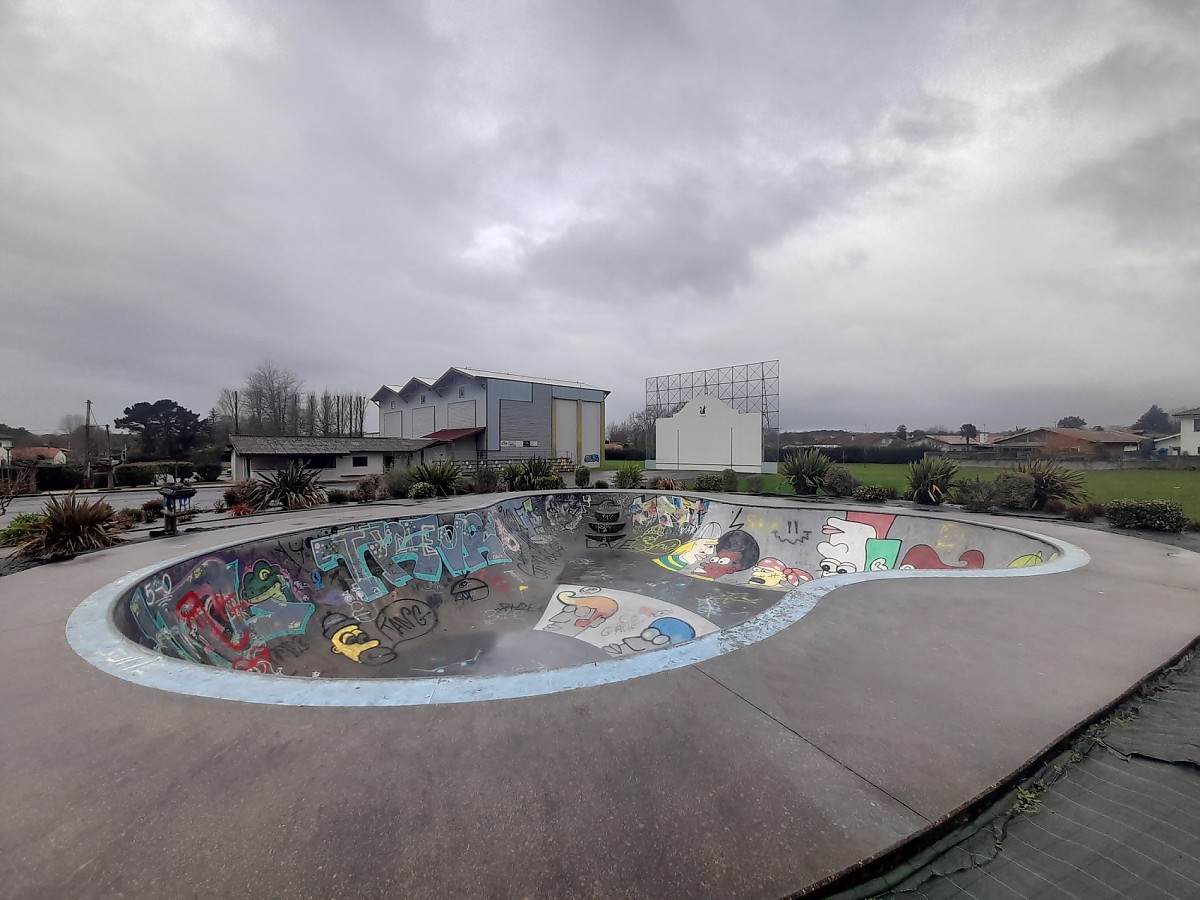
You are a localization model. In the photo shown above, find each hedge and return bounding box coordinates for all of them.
[113,461,195,487]
[34,466,87,491]
[604,448,647,461]
[1106,499,1187,533]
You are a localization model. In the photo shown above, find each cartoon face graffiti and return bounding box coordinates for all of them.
[748,558,811,587]
[322,612,396,665]
[816,513,900,577]
[604,616,696,657]
[691,530,760,581]
[241,560,299,605]
[653,537,718,572]
[547,587,619,631]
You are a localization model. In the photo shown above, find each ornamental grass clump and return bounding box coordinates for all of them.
[906,458,959,505]
[251,460,326,509]
[0,512,47,546]
[613,462,645,489]
[1012,460,1089,511]
[409,461,463,497]
[16,493,121,559]
[779,450,831,496]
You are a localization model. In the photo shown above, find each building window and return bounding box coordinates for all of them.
[1193,419,1199,432]
[303,455,337,469]
[459,387,465,398]
[352,456,368,467]
[421,394,426,404]
[390,401,395,409]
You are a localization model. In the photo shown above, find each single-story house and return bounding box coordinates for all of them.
[228,436,440,482]
[990,428,1141,456]
[907,434,992,451]
[12,446,68,466]
[1172,407,1200,456]
[372,367,609,468]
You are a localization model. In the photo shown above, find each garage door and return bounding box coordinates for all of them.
[447,400,476,429]
[412,406,435,437]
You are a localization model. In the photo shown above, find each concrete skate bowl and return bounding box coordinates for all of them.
[71,492,1079,705]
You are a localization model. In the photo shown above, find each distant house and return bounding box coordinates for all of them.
[907,434,992,452]
[1171,407,1200,456]
[990,428,1140,456]
[372,367,609,468]
[228,436,439,482]
[12,446,68,466]
[0,435,11,465]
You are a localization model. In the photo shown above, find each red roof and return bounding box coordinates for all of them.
[422,427,484,441]
[12,446,66,461]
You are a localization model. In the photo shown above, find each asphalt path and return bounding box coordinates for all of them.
[0,485,228,528]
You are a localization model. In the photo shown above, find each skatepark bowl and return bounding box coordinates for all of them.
[68,491,1082,706]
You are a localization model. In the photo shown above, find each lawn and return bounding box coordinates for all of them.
[604,460,1200,521]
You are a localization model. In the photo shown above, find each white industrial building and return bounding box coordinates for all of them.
[371,367,609,468]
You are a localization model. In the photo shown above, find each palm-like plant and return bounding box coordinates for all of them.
[906,458,959,505]
[613,462,645,489]
[1013,461,1089,510]
[250,460,326,510]
[409,460,463,497]
[500,462,525,491]
[16,493,122,558]
[779,449,832,496]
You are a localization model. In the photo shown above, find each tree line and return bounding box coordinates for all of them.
[215,361,369,438]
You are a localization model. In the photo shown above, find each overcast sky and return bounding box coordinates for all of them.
[3,1,1198,436]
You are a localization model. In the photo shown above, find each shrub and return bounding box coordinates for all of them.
[613,462,645,489]
[194,462,224,482]
[114,462,162,488]
[574,465,591,488]
[1044,498,1067,515]
[408,481,436,500]
[1084,502,1107,518]
[116,506,145,526]
[409,461,463,497]
[0,513,47,546]
[852,484,891,503]
[211,500,227,514]
[35,466,87,492]
[141,498,164,521]
[326,489,350,504]
[1064,505,1096,522]
[1186,519,1200,533]
[250,460,327,510]
[721,468,740,492]
[535,474,565,490]
[1106,499,1186,533]
[475,467,501,494]
[500,463,525,492]
[594,480,609,489]
[229,503,256,517]
[990,472,1037,510]
[906,458,959,505]
[693,473,725,491]
[224,481,256,507]
[352,474,381,502]
[1012,461,1089,511]
[650,477,685,490]
[746,474,765,494]
[779,450,832,496]
[16,494,121,559]
[951,476,994,512]
[822,465,858,498]
[379,467,415,500]
[602,448,646,461]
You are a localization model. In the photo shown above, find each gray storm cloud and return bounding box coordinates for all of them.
[2,0,1197,433]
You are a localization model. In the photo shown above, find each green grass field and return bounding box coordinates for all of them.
[603,460,1200,520]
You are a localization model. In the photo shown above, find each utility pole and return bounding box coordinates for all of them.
[84,399,93,486]
[105,424,113,489]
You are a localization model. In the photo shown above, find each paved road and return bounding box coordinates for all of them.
[1,486,227,527]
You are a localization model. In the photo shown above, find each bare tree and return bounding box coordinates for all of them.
[0,461,36,516]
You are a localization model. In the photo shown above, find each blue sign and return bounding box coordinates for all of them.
[584,454,600,463]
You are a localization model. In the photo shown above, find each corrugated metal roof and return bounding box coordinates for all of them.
[229,436,435,454]
[1174,407,1200,417]
[453,367,607,392]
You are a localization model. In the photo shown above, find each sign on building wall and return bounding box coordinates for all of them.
[500,440,539,448]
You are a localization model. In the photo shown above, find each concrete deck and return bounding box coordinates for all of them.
[2,498,1198,899]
